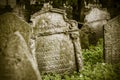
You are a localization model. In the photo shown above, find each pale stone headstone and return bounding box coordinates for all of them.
[31,4,83,74]
[85,8,110,38]
[104,15,120,64]
[0,13,41,80]
[80,8,110,48]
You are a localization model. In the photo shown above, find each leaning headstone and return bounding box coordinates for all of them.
[0,13,41,80]
[31,4,83,74]
[104,15,120,64]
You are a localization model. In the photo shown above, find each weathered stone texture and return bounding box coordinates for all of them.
[80,8,110,48]
[0,32,41,80]
[31,5,83,74]
[104,15,120,64]
[0,13,41,80]
[0,13,31,46]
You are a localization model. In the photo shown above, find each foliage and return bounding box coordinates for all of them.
[42,64,117,80]
[42,39,118,80]
[82,39,103,66]
[112,63,120,79]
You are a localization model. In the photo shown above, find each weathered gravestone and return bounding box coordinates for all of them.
[31,4,83,74]
[80,7,110,48]
[0,13,41,80]
[104,15,120,64]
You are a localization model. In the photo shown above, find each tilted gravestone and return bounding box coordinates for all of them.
[0,13,41,80]
[31,4,83,74]
[104,15,120,64]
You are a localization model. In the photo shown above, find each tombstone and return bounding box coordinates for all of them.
[85,8,110,38]
[0,13,42,80]
[104,15,120,64]
[31,4,83,74]
[80,7,110,48]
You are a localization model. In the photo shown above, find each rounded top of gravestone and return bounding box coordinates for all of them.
[31,3,66,20]
[85,8,110,22]
[0,12,31,49]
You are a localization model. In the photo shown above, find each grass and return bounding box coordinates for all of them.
[41,39,119,80]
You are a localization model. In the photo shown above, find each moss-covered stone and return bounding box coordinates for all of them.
[0,13,41,80]
[0,12,31,48]
[31,6,83,74]
[104,15,120,64]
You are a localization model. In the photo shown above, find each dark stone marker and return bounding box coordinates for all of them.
[31,4,83,74]
[104,15,120,64]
